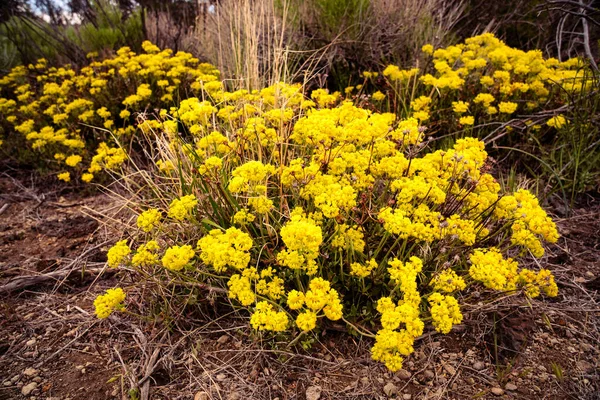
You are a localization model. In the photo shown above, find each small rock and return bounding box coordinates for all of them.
[491,387,504,396]
[227,391,241,400]
[216,373,227,381]
[32,377,42,383]
[585,271,595,278]
[21,382,38,396]
[10,375,20,383]
[423,370,435,380]
[577,361,594,373]
[505,383,517,391]
[360,377,369,385]
[396,369,412,381]
[23,368,38,377]
[305,385,322,400]
[217,335,229,345]
[442,363,456,375]
[383,382,398,396]
[2,381,11,387]
[26,338,37,347]
[472,361,485,371]
[403,394,412,400]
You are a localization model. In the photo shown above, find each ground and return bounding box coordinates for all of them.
[0,169,598,400]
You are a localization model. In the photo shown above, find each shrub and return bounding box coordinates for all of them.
[96,87,559,372]
[0,41,219,181]
[362,33,590,136]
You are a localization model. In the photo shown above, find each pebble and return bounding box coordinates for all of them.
[26,338,37,347]
[227,391,240,400]
[403,394,412,399]
[383,382,398,396]
[472,361,485,371]
[21,382,38,396]
[23,368,38,377]
[217,335,229,345]
[2,381,11,387]
[396,369,412,380]
[442,363,456,375]
[505,383,517,391]
[491,387,504,396]
[216,373,226,381]
[423,370,435,380]
[305,385,322,400]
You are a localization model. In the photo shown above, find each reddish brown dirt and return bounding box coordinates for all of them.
[0,171,598,400]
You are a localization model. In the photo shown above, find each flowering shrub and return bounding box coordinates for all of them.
[97,95,559,371]
[360,33,590,136]
[0,34,565,371]
[0,41,220,182]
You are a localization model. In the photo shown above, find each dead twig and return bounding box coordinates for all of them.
[0,267,113,294]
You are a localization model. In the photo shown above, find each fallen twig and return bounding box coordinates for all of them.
[0,267,113,294]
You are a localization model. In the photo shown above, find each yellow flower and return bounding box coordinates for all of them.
[422,44,434,55]
[94,288,126,319]
[107,240,131,268]
[167,194,198,221]
[452,101,469,113]
[251,301,288,332]
[65,155,82,167]
[162,245,195,271]
[428,293,462,334]
[296,311,317,331]
[131,241,160,267]
[57,172,70,182]
[459,115,474,125]
[498,101,518,114]
[233,209,256,225]
[431,269,467,293]
[372,91,386,101]
[547,115,567,129]
[137,209,162,232]
[287,290,305,310]
[198,227,253,272]
[350,258,377,278]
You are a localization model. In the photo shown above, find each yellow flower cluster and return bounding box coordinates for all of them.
[168,195,198,221]
[250,301,289,332]
[469,248,519,291]
[137,209,162,232]
[107,240,131,268]
[431,269,467,293]
[131,241,160,267]
[0,41,218,181]
[197,227,253,272]
[73,37,563,372]
[286,278,343,331]
[161,245,195,271]
[547,114,568,129]
[428,293,463,334]
[350,258,377,278]
[378,33,588,131]
[277,211,323,275]
[495,189,559,257]
[94,288,126,319]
